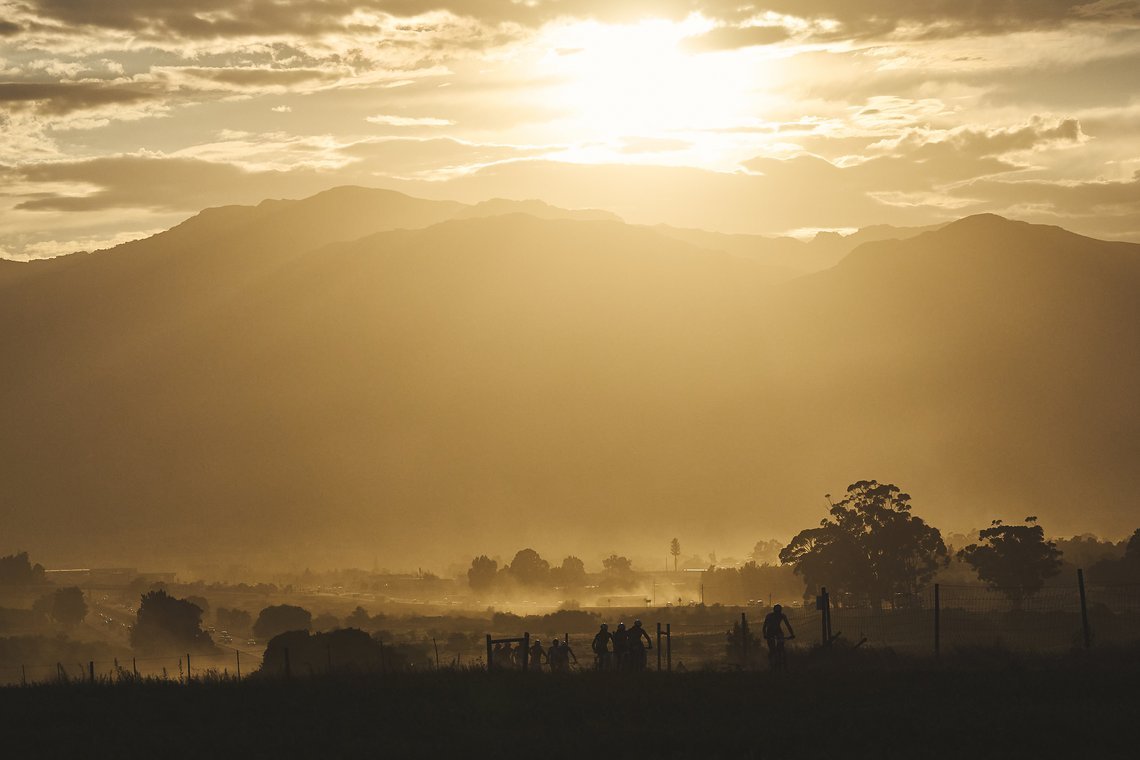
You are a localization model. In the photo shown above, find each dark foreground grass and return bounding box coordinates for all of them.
[4,646,1138,759]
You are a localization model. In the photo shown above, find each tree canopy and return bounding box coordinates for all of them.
[779,481,948,605]
[131,590,215,653]
[0,552,45,586]
[957,518,1063,606]
[252,604,312,641]
[507,549,550,586]
[467,555,498,592]
[49,587,88,629]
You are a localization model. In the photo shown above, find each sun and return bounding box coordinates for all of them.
[530,16,783,166]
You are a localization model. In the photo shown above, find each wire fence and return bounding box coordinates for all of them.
[4,575,1139,684]
[0,649,254,687]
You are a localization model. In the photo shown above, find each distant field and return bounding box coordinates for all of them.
[4,647,1138,759]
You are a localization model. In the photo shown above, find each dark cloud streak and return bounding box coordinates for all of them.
[0,82,158,114]
[13,1,1138,41]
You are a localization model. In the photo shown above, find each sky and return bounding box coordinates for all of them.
[1,1,1139,259]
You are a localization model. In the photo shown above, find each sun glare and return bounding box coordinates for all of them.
[532,16,783,166]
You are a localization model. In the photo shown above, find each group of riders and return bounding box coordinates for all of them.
[491,605,797,673]
[492,637,580,672]
[491,619,657,672]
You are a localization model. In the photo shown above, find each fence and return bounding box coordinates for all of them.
[0,649,252,687]
[5,574,1139,684]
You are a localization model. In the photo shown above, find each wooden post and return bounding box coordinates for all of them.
[934,583,941,657]
[433,637,440,669]
[186,654,191,683]
[284,647,292,680]
[824,589,832,643]
[1078,568,1091,649]
[656,623,662,671]
[236,651,241,681]
[666,624,671,672]
[89,660,95,685]
[820,587,828,646]
[741,612,749,668]
[21,664,26,687]
[485,634,493,671]
[133,658,138,678]
[522,633,530,672]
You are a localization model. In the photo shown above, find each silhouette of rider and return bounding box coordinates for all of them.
[592,623,613,671]
[628,619,652,671]
[529,638,548,670]
[612,622,629,671]
[559,638,578,671]
[762,604,795,669]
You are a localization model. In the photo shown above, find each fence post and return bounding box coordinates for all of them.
[522,633,530,672]
[934,583,941,657]
[1077,568,1091,649]
[284,647,292,680]
[825,589,832,643]
[666,624,671,672]
[21,664,26,687]
[433,638,440,670]
[236,650,241,681]
[186,653,191,683]
[89,660,95,685]
[132,658,137,678]
[819,587,828,646]
[741,612,749,668]
[485,634,493,671]
[656,623,662,671]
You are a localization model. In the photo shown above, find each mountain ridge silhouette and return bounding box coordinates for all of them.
[2,189,1137,570]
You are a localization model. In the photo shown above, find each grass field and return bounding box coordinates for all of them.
[3,646,1137,759]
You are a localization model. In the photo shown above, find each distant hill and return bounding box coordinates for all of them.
[2,192,1137,571]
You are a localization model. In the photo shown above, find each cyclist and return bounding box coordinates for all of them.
[762,604,795,671]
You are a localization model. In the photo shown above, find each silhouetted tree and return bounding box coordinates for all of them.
[553,556,587,587]
[1089,529,1140,583]
[261,628,384,676]
[185,595,210,619]
[601,554,636,590]
[252,604,312,641]
[131,590,215,653]
[467,555,498,592]
[216,607,252,636]
[313,613,341,632]
[749,539,783,565]
[670,539,681,572]
[780,481,948,605]
[958,518,1064,608]
[508,549,550,586]
[48,587,88,629]
[0,552,45,585]
[345,606,373,629]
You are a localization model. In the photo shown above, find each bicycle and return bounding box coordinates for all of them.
[767,634,795,673]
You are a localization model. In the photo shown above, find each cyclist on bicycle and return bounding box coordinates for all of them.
[762,604,795,670]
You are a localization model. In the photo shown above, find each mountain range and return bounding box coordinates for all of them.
[2,188,1137,572]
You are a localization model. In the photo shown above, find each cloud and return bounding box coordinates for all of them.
[0,81,159,115]
[12,1,1138,44]
[168,67,340,89]
[953,171,1140,215]
[365,114,455,127]
[681,24,791,53]
[0,21,21,36]
[9,155,324,212]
